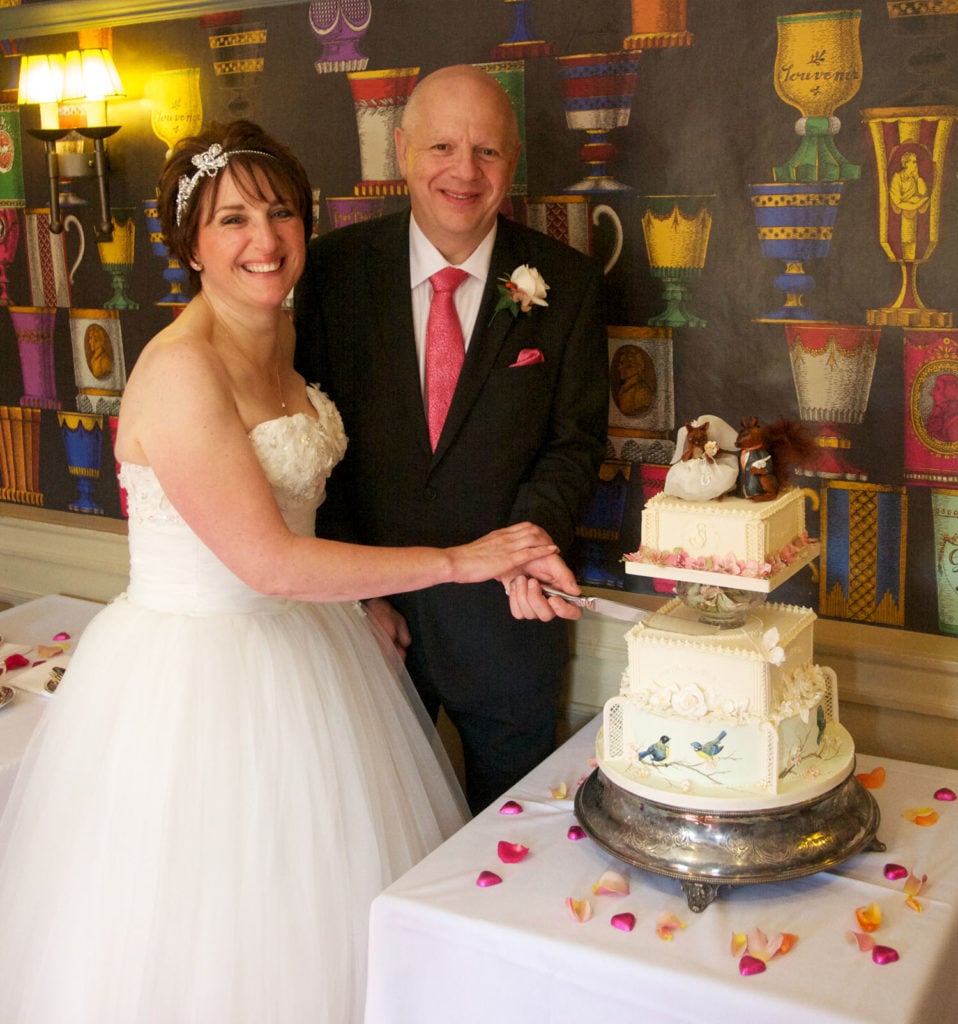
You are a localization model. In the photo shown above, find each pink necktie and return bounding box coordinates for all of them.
[425,267,469,450]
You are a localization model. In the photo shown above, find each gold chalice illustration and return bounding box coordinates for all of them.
[97,207,138,310]
[148,68,203,159]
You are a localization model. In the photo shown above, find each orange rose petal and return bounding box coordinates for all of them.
[731,932,747,957]
[915,811,939,827]
[855,903,882,932]
[566,897,592,922]
[905,895,924,913]
[778,933,798,956]
[857,766,886,789]
[902,807,939,825]
[551,782,568,800]
[36,644,64,659]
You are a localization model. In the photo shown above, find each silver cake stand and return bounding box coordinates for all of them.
[574,764,884,912]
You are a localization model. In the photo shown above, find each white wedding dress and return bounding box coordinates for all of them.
[0,386,467,1023]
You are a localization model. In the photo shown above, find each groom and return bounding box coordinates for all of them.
[294,64,608,813]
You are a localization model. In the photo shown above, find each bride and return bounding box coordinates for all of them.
[0,121,578,1023]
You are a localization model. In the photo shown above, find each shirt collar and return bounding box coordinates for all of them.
[408,215,497,289]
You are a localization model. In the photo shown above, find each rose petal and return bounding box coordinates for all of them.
[934,787,956,802]
[551,782,568,800]
[655,911,685,940]
[904,872,927,898]
[731,932,747,957]
[611,912,635,932]
[3,654,29,672]
[857,766,886,789]
[36,645,64,659]
[872,945,900,965]
[593,870,629,896]
[498,800,523,815]
[778,933,798,956]
[884,863,908,881]
[476,870,502,887]
[739,955,767,976]
[52,632,71,642]
[905,895,924,913]
[566,897,592,922]
[567,825,587,841]
[902,807,939,826]
[497,841,529,864]
[846,930,876,952]
[855,903,882,932]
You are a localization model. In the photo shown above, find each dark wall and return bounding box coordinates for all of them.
[1,1,957,638]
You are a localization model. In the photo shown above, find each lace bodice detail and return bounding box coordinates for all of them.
[118,386,347,614]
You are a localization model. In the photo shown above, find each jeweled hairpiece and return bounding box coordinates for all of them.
[174,142,273,226]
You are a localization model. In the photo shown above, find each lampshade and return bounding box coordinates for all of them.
[17,54,65,130]
[61,48,125,102]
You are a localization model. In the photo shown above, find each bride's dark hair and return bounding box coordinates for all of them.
[156,119,313,293]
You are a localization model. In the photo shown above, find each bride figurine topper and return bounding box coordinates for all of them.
[664,414,739,501]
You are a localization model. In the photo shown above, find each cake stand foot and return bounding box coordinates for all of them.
[680,879,722,913]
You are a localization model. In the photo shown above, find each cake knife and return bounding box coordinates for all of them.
[541,588,647,623]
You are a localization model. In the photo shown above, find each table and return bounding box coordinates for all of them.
[0,595,102,808]
[366,719,958,1024]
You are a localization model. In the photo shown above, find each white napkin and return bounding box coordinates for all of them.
[1,642,71,697]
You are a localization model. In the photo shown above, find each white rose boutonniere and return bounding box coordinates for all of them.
[492,264,550,322]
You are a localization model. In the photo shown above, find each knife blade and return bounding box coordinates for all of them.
[542,588,647,624]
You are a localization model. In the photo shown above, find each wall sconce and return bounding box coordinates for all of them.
[17,48,124,241]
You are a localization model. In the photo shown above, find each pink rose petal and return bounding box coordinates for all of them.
[884,863,908,881]
[593,870,629,896]
[872,945,900,965]
[739,955,767,976]
[846,930,876,952]
[611,912,635,932]
[934,787,956,802]
[567,825,587,841]
[497,841,529,864]
[499,800,523,815]
[476,870,502,887]
[52,632,71,642]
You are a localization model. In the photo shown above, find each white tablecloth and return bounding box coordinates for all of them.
[0,595,103,809]
[367,720,958,1024]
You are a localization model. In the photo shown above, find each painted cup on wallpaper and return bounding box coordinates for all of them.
[523,196,623,273]
[931,489,958,635]
[0,207,20,305]
[8,305,60,410]
[24,208,85,308]
[347,66,418,195]
[325,195,385,231]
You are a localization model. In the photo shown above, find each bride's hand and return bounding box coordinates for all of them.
[447,522,558,585]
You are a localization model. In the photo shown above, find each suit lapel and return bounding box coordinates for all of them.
[433,217,527,459]
[368,212,432,454]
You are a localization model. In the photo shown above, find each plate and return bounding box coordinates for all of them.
[0,685,15,710]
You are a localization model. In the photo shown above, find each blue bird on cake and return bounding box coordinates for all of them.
[691,730,727,758]
[638,735,670,762]
[817,705,827,745]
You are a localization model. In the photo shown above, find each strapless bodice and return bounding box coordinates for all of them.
[120,386,347,614]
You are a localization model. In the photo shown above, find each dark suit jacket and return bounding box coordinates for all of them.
[294,210,608,556]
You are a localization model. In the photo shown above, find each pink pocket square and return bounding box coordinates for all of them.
[509,348,545,367]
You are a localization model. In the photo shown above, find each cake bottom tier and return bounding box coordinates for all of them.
[596,719,856,813]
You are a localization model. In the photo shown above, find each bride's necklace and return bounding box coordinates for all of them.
[204,292,287,413]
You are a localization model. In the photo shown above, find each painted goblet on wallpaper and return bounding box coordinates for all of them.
[347,66,418,196]
[0,208,20,305]
[148,68,203,159]
[861,106,957,328]
[490,0,554,60]
[143,199,188,308]
[773,8,863,182]
[310,0,371,74]
[57,411,105,515]
[639,194,713,329]
[97,208,138,310]
[556,51,640,193]
[9,305,60,410]
[785,322,881,481]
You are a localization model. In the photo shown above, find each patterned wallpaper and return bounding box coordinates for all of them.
[0,0,956,638]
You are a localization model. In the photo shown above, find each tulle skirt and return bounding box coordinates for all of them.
[0,596,467,1023]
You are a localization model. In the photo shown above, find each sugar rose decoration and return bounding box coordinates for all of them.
[494,264,550,320]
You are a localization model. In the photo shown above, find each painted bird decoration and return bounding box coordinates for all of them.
[638,735,670,762]
[691,730,727,758]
